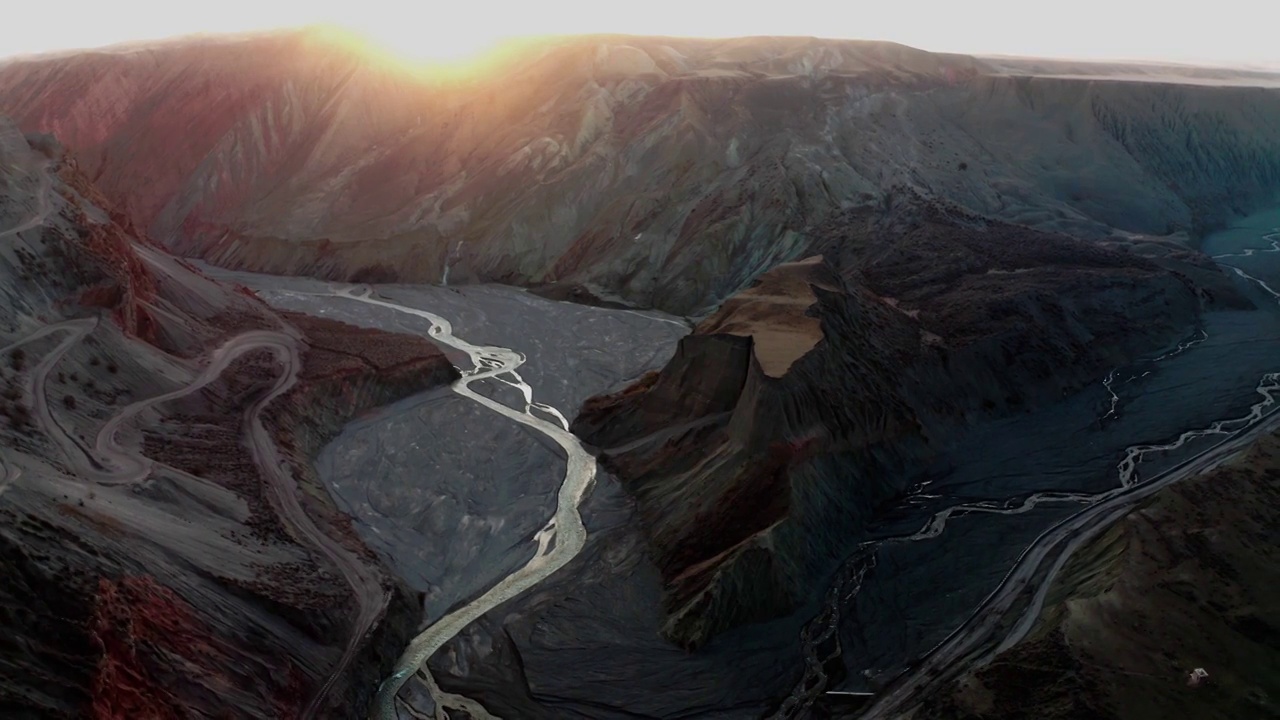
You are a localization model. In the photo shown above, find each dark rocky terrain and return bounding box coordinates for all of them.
[0,118,457,718]
[2,29,1280,720]
[386,208,1274,720]
[1,32,1279,315]
[571,195,1250,648]
[917,423,1280,720]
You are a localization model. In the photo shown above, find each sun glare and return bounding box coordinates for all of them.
[297,20,544,81]
[329,21,513,70]
[1,0,1277,69]
[381,30,504,64]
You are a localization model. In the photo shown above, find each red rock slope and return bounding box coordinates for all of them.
[3,32,1278,314]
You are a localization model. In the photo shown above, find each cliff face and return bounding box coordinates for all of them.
[571,198,1242,647]
[1,34,1278,314]
[0,120,458,718]
[918,425,1280,720]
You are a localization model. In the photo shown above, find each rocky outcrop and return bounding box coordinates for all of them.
[1,34,1278,314]
[572,198,1240,647]
[0,121,459,718]
[0,518,100,715]
[89,575,308,720]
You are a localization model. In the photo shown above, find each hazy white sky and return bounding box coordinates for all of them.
[2,0,1276,67]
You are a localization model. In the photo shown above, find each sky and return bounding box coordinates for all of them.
[2,0,1276,68]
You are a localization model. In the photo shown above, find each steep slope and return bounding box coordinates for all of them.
[917,425,1280,720]
[1,33,1279,314]
[571,196,1247,648]
[0,119,458,718]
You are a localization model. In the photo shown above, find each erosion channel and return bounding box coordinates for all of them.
[203,209,1279,719]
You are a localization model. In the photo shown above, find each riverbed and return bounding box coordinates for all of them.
[195,268,778,718]
[196,270,687,619]
[197,211,1280,718]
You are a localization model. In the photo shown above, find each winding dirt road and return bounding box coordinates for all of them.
[770,325,1218,717]
[234,334,390,719]
[9,317,383,716]
[0,160,52,241]
[1,161,57,496]
[3,154,380,714]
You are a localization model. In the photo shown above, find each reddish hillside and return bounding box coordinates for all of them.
[0,120,459,718]
[4,32,1278,314]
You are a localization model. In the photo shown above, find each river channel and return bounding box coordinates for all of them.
[200,211,1280,717]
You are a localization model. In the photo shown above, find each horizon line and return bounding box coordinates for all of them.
[2,27,1279,74]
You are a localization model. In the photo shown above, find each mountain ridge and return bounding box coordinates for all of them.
[3,32,1278,314]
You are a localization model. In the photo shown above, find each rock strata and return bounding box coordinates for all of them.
[2,34,1278,314]
[572,197,1240,647]
[0,119,456,719]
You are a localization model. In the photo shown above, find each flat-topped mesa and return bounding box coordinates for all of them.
[573,256,928,647]
[697,255,837,378]
[573,256,842,452]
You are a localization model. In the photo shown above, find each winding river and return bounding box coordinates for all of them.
[191,225,1278,717]
[317,285,599,720]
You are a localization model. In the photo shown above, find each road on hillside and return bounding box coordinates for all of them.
[0,160,52,241]
[770,239,1280,719]
[858,391,1280,718]
[10,315,383,717]
[2,155,380,717]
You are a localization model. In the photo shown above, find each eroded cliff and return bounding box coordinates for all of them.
[571,197,1247,647]
[1,34,1278,314]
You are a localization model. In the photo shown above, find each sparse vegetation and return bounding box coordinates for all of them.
[1,400,32,431]
[9,348,25,371]
[62,395,76,411]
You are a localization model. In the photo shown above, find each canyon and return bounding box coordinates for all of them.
[196,208,1280,719]
[0,29,1279,720]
